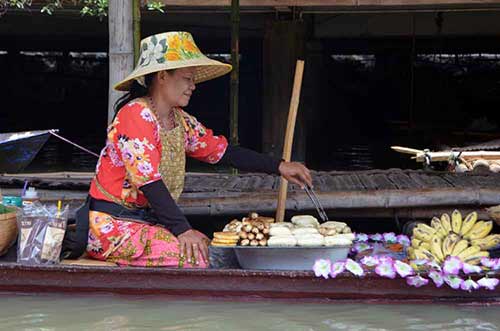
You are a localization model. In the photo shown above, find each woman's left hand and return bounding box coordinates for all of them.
[278,161,313,188]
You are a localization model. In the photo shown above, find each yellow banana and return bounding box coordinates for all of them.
[450,239,469,257]
[463,251,489,265]
[440,213,452,233]
[414,248,435,261]
[430,217,448,238]
[457,245,481,260]
[442,233,460,257]
[451,209,462,234]
[413,225,435,242]
[470,234,500,250]
[407,247,416,260]
[420,242,431,251]
[430,235,444,262]
[464,221,493,240]
[411,238,422,249]
[460,211,477,236]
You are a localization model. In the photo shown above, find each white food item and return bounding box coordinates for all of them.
[330,233,355,241]
[319,227,337,236]
[291,215,320,228]
[267,236,297,247]
[324,236,352,247]
[269,227,293,237]
[270,222,294,229]
[320,221,347,229]
[292,227,319,235]
[296,234,324,247]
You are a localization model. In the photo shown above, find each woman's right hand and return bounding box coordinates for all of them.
[178,229,210,265]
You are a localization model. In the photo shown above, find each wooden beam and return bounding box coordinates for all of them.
[161,0,500,7]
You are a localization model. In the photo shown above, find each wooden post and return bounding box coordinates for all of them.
[230,0,240,149]
[133,0,141,63]
[108,0,134,124]
[275,60,305,223]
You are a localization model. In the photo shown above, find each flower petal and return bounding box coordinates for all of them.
[345,259,364,277]
[383,232,397,243]
[361,256,379,267]
[428,270,444,288]
[406,275,429,288]
[394,260,414,278]
[477,277,499,290]
[396,235,411,246]
[460,278,479,292]
[375,262,396,279]
[462,263,482,275]
[370,233,383,241]
[443,256,463,275]
[355,233,369,242]
[330,261,346,278]
[444,275,464,290]
[313,259,331,279]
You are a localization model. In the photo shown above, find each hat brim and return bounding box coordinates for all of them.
[113,56,232,91]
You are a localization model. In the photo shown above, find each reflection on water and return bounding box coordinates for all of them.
[0,294,498,331]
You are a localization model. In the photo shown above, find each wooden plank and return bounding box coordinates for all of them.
[363,174,398,190]
[387,172,422,189]
[407,173,453,189]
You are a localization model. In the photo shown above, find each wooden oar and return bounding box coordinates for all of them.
[275,60,305,223]
[391,146,423,155]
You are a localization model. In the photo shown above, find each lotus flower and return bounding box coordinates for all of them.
[443,256,463,275]
[383,232,397,244]
[355,233,369,242]
[345,259,364,277]
[443,275,464,290]
[462,263,482,275]
[477,277,499,290]
[313,259,331,279]
[330,261,346,278]
[370,233,383,241]
[460,278,479,292]
[428,270,444,287]
[361,256,379,267]
[375,261,396,279]
[394,260,414,278]
[406,275,429,288]
[353,243,371,253]
[396,235,411,246]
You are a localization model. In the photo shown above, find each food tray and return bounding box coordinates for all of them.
[233,246,350,271]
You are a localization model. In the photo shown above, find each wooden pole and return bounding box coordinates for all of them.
[133,0,141,64]
[230,0,240,148]
[275,60,305,223]
[108,0,134,124]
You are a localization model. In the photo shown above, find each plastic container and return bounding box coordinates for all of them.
[2,196,23,208]
[233,246,351,271]
[22,187,39,207]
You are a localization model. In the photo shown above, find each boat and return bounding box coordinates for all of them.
[0,259,498,302]
[0,130,55,174]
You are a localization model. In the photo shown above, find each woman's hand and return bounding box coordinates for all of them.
[278,161,313,188]
[178,229,210,265]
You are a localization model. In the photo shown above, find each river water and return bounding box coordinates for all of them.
[0,293,498,331]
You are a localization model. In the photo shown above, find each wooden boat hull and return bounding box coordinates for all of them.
[0,130,52,173]
[0,263,498,302]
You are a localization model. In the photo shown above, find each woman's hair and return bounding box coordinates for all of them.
[114,73,154,115]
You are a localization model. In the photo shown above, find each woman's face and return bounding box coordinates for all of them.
[157,67,196,108]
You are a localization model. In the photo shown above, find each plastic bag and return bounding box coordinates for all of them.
[17,202,68,265]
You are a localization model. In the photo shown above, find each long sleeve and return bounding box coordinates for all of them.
[219,145,282,175]
[141,180,192,236]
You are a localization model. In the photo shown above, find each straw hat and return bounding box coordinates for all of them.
[114,31,232,91]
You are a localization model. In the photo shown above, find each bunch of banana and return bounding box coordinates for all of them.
[410,210,499,265]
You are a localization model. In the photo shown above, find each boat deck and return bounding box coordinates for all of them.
[2,170,500,219]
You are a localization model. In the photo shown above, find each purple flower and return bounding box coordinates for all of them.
[481,257,496,269]
[383,232,397,243]
[137,161,153,175]
[428,270,444,287]
[353,243,371,253]
[370,233,383,241]
[345,259,364,277]
[406,275,429,288]
[462,263,482,275]
[426,260,442,271]
[394,260,414,278]
[477,277,499,290]
[443,256,463,275]
[121,148,134,165]
[355,233,369,242]
[460,278,479,292]
[361,256,379,267]
[375,261,396,279]
[493,259,500,271]
[313,259,331,279]
[444,275,464,290]
[396,235,411,246]
[378,256,394,264]
[330,261,346,278]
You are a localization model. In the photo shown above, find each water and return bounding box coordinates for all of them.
[0,294,498,331]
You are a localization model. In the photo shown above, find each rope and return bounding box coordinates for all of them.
[49,130,100,158]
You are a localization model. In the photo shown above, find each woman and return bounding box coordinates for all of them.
[86,32,312,268]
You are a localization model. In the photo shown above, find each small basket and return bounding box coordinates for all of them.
[486,205,500,226]
[0,209,18,256]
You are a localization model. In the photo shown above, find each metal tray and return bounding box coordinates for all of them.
[233,246,350,271]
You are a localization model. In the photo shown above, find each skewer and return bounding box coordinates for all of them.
[304,185,328,222]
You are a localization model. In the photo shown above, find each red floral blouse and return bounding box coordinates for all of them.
[89,99,228,206]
